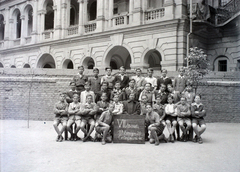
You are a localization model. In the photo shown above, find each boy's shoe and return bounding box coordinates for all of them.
[183,134,188,142]
[101,139,106,145]
[149,139,155,144]
[59,135,63,142]
[170,135,174,143]
[155,141,160,146]
[198,137,203,144]
[192,136,198,143]
[88,136,94,142]
[82,135,89,142]
[69,134,74,141]
[56,135,60,142]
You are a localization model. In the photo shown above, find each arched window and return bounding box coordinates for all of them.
[70,0,79,26]
[37,53,56,68]
[23,64,31,68]
[11,65,16,68]
[113,0,129,14]
[45,0,54,30]
[63,59,74,69]
[214,56,229,72]
[0,15,4,40]
[16,12,21,38]
[144,49,162,70]
[27,8,33,36]
[88,0,97,21]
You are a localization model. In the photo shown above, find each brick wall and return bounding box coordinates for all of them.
[0,69,239,122]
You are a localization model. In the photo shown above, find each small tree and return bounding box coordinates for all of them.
[183,47,210,93]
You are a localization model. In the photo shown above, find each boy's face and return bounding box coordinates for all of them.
[179,69,184,76]
[180,98,186,105]
[70,84,76,90]
[93,70,99,77]
[115,83,121,90]
[85,85,90,91]
[129,93,135,101]
[120,68,125,75]
[162,70,167,77]
[147,70,153,77]
[141,96,148,104]
[160,85,166,92]
[136,70,141,76]
[156,98,161,104]
[168,97,173,104]
[106,69,112,76]
[101,84,108,91]
[129,80,135,87]
[78,67,84,74]
[101,94,107,101]
[60,94,65,102]
[167,86,173,92]
[113,96,119,103]
[145,84,151,91]
[146,105,153,113]
[186,86,192,92]
[194,96,201,104]
[86,96,93,103]
[73,96,79,103]
[109,104,115,112]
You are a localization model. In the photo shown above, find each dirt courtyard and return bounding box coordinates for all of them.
[1,120,240,172]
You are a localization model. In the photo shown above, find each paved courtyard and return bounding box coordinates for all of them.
[1,120,240,172]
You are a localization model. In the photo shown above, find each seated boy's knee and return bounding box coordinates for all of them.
[201,124,206,129]
[166,120,170,125]
[172,121,177,126]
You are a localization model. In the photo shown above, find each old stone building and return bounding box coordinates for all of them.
[0,0,239,71]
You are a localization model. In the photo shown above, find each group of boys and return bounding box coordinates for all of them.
[53,65,206,145]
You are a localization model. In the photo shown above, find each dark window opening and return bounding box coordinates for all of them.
[218,60,227,71]
[0,15,4,40]
[89,1,97,21]
[110,61,118,69]
[67,61,73,69]
[28,9,33,36]
[43,64,52,68]
[16,13,21,38]
[45,1,54,30]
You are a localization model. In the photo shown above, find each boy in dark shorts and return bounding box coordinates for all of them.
[191,94,206,144]
[165,95,177,142]
[145,104,166,146]
[96,92,109,120]
[73,65,88,93]
[177,97,191,142]
[95,103,115,145]
[67,94,82,141]
[80,94,98,142]
[53,93,68,142]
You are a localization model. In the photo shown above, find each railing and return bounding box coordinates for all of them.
[67,25,78,36]
[25,36,32,44]
[112,14,129,26]
[84,22,96,33]
[42,30,54,40]
[145,8,165,21]
[13,39,20,46]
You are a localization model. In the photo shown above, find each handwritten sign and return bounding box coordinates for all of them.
[113,115,145,144]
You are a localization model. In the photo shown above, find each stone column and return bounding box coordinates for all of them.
[129,0,134,24]
[96,0,105,32]
[31,0,38,43]
[8,19,14,47]
[132,0,143,26]
[4,8,10,48]
[20,15,26,45]
[78,0,84,35]
[108,0,113,27]
[38,10,46,41]
[104,0,108,29]
[163,0,175,20]
[53,5,61,39]
[61,2,67,38]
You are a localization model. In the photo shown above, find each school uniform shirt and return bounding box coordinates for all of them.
[165,103,177,116]
[110,89,125,101]
[112,102,123,115]
[95,90,111,103]
[80,90,95,104]
[144,76,157,89]
[183,91,195,104]
[96,101,109,115]
[173,75,187,93]
[169,90,181,103]
[153,103,165,118]
[157,77,172,90]
[191,102,206,118]
[145,111,160,126]
[101,75,116,90]
[54,101,68,117]
[98,110,113,125]
[122,100,141,115]
[115,74,129,89]
[139,90,155,103]
[68,102,81,115]
[131,75,145,90]
[73,74,88,88]
[80,102,97,116]
[140,102,148,116]
[88,76,101,93]
[124,87,139,100]
[176,104,191,118]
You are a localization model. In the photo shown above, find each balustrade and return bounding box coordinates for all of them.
[42,30,54,40]
[25,36,32,44]
[111,14,129,27]
[84,23,96,33]
[13,39,20,46]
[67,25,78,36]
[145,8,165,21]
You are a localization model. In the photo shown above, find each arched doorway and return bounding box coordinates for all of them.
[63,59,74,69]
[37,53,56,68]
[11,65,16,68]
[213,56,229,72]
[105,46,131,70]
[82,57,95,69]
[144,49,162,70]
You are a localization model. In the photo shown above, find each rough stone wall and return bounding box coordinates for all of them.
[1,69,239,122]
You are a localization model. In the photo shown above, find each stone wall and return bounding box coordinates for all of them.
[1,69,239,122]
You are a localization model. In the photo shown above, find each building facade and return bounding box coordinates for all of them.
[0,0,239,71]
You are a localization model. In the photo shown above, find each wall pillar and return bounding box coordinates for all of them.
[129,0,134,24]
[163,0,175,20]
[96,0,105,32]
[4,8,10,48]
[132,0,143,26]
[61,2,67,38]
[108,0,113,28]
[78,0,84,35]
[20,15,26,45]
[31,0,38,43]
[53,5,61,40]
